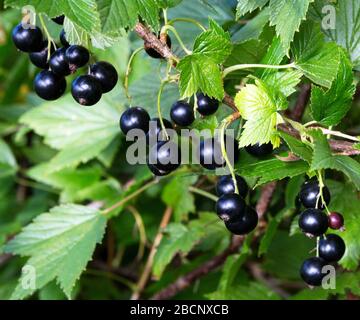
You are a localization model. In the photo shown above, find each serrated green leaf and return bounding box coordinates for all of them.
[235,78,286,147]
[264,69,303,97]
[4,204,107,299]
[269,0,312,52]
[236,0,269,18]
[309,130,360,190]
[279,132,313,163]
[310,49,355,126]
[292,21,340,88]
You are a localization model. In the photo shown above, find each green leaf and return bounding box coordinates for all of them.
[309,130,360,190]
[20,95,121,172]
[4,204,107,299]
[279,132,313,163]
[0,138,17,179]
[310,49,355,126]
[161,175,198,222]
[264,69,303,97]
[269,0,313,52]
[234,78,286,147]
[152,222,204,278]
[292,21,340,88]
[236,0,269,18]
[5,0,101,32]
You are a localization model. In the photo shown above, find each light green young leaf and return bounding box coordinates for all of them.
[269,0,313,53]
[310,49,355,126]
[4,204,107,299]
[234,78,286,147]
[264,70,303,97]
[236,0,269,18]
[309,130,360,190]
[292,21,340,88]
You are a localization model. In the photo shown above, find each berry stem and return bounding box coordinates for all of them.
[161,25,192,55]
[188,186,218,202]
[124,47,144,103]
[157,79,170,140]
[316,237,320,257]
[316,170,331,215]
[319,128,360,142]
[38,13,57,61]
[167,18,206,31]
[127,205,147,262]
[222,62,296,78]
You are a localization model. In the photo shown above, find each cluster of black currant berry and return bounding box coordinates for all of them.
[297,180,346,286]
[12,16,118,105]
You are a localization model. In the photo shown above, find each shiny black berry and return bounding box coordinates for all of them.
[147,118,174,143]
[49,47,72,76]
[298,208,328,236]
[147,162,171,177]
[71,75,102,106]
[148,140,181,172]
[89,61,118,93]
[300,257,326,286]
[319,234,346,262]
[216,193,246,222]
[145,34,171,59]
[245,143,273,157]
[299,181,331,210]
[52,15,65,25]
[170,101,194,127]
[29,41,55,69]
[196,93,219,116]
[65,45,90,71]
[216,175,248,198]
[120,107,150,135]
[328,212,345,231]
[34,70,66,100]
[225,206,258,235]
[60,29,69,47]
[12,23,43,52]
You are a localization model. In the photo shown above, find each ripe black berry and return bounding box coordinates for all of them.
[12,23,43,52]
[245,143,273,157]
[145,34,171,59]
[216,175,248,198]
[49,47,72,76]
[196,93,219,116]
[328,212,345,230]
[300,257,326,286]
[29,41,55,69]
[299,181,331,210]
[71,75,102,106]
[225,206,258,235]
[319,234,346,262]
[148,140,181,172]
[170,101,194,127]
[147,162,171,177]
[89,61,118,93]
[52,15,65,25]
[147,118,174,143]
[120,107,150,135]
[216,193,246,222]
[60,29,69,48]
[65,45,90,71]
[34,70,66,101]
[298,208,328,236]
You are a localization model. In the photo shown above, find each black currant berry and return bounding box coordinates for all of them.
[216,193,246,222]
[12,23,43,52]
[225,206,258,235]
[216,175,248,198]
[120,107,150,135]
[196,93,219,116]
[170,101,194,127]
[298,208,328,237]
[52,15,65,25]
[34,70,66,100]
[145,34,171,59]
[71,75,102,106]
[300,257,326,286]
[147,118,174,143]
[299,181,331,210]
[245,143,273,157]
[60,29,70,48]
[65,45,90,71]
[328,212,345,231]
[29,41,55,69]
[89,61,118,93]
[49,47,72,76]
[199,136,239,170]
[148,140,181,172]
[147,162,171,177]
[319,234,346,262]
